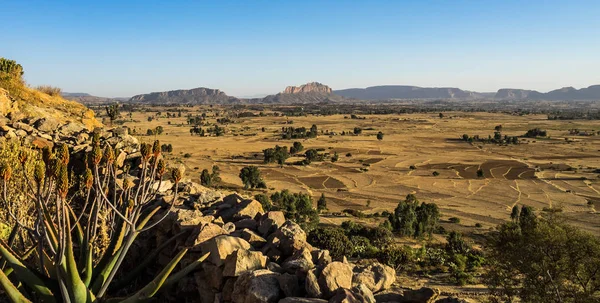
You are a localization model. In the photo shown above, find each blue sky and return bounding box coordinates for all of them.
[2,0,599,97]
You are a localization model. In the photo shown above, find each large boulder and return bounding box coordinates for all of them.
[328,288,368,303]
[223,249,267,277]
[318,262,353,299]
[220,199,265,222]
[200,235,251,266]
[232,269,281,303]
[352,263,396,293]
[269,220,313,257]
[282,247,315,274]
[241,229,267,248]
[258,211,286,236]
[352,284,375,303]
[188,223,229,249]
[277,272,302,297]
[33,117,60,133]
[305,268,322,298]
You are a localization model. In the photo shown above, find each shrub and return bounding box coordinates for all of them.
[308,227,353,260]
[377,245,414,271]
[35,85,62,96]
[449,217,461,224]
[239,166,264,189]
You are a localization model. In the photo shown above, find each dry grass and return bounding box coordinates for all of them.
[35,85,62,96]
[121,107,600,235]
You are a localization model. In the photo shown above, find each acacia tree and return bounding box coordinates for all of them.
[317,193,327,212]
[239,166,265,189]
[377,131,384,140]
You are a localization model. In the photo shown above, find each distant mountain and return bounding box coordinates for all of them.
[334,85,482,100]
[62,92,127,104]
[256,82,346,104]
[494,85,600,100]
[129,87,240,104]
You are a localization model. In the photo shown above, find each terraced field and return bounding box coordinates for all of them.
[123,109,600,235]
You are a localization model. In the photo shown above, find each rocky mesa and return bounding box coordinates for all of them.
[129,87,241,104]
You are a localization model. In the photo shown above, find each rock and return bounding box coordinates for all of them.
[115,151,127,167]
[222,278,236,302]
[282,247,315,274]
[240,229,267,248]
[258,211,286,236]
[223,222,236,233]
[223,249,267,277]
[189,223,229,249]
[277,272,302,297]
[13,122,34,133]
[113,126,128,136]
[220,199,265,222]
[200,235,252,266]
[15,129,27,137]
[270,220,312,257]
[202,262,224,290]
[114,134,139,152]
[59,122,85,136]
[352,263,396,293]
[267,261,286,274]
[232,269,281,303]
[328,288,366,303]
[33,118,60,133]
[223,193,245,206]
[312,250,332,266]
[401,287,440,303]
[318,262,353,299]
[29,136,53,149]
[194,271,217,303]
[305,268,322,298]
[152,180,174,193]
[351,284,375,303]
[172,208,211,231]
[278,298,327,303]
[235,218,258,230]
[283,82,332,94]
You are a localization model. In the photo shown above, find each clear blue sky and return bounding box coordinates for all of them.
[2,0,599,97]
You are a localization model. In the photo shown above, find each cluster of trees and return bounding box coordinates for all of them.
[200,165,221,187]
[386,194,440,238]
[281,125,318,139]
[524,128,548,138]
[239,166,266,189]
[146,126,164,136]
[190,126,205,136]
[485,207,600,303]
[255,190,320,231]
[461,125,519,145]
[189,125,225,136]
[263,145,289,166]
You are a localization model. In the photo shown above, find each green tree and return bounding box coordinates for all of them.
[105,103,120,125]
[377,131,384,140]
[239,166,265,189]
[510,205,520,222]
[353,127,362,135]
[307,227,353,259]
[317,193,327,212]
[485,214,600,303]
[200,169,212,187]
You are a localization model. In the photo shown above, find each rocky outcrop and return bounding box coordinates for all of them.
[495,85,600,100]
[283,82,332,94]
[129,87,241,104]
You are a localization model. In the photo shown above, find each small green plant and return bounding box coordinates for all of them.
[449,217,461,223]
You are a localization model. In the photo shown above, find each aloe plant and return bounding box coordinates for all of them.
[0,136,207,302]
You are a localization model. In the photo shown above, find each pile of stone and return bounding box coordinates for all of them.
[148,189,463,303]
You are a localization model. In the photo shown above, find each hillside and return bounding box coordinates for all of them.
[62,92,128,104]
[0,58,101,134]
[334,85,482,100]
[494,85,600,100]
[129,87,241,104]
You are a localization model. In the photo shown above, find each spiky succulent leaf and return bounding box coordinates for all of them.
[0,268,32,303]
[0,241,55,302]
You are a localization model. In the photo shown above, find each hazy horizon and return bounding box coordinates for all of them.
[2,0,600,98]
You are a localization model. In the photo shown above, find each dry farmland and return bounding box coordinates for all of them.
[121,107,600,235]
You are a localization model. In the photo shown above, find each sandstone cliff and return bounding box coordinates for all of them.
[283,82,333,94]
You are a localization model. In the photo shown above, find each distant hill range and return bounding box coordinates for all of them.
[334,86,483,100]
[67,83,600,105]
[494,85,600,100]
[62,92,128,104]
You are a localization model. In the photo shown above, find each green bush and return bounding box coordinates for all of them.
[308,227,353,260]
